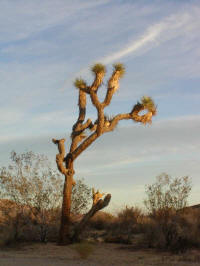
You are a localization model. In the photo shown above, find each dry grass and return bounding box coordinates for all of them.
[1,201,200,257]
[89,211,115,230]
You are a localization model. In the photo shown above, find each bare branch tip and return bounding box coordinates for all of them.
[52,138,58,144]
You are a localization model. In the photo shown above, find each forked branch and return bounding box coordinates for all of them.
[72,63,156,160]
[52,138,68,175]
[72,192,111,242]
[92,188,105,205]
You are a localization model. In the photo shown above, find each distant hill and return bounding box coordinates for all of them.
[184,204,200,210]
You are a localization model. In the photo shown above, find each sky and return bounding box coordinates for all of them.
[0,0,200,211]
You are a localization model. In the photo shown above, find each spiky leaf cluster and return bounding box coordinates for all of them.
[74,78,87,89]
[113,63,125,77]
[91,63,106,75]
[141,96,156,114]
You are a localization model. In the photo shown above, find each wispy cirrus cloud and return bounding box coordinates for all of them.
[101,7,200,64]
[68,5,200,88]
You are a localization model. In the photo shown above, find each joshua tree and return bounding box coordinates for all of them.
[52,63,156,244]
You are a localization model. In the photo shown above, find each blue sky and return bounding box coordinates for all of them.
[0,0,200,211]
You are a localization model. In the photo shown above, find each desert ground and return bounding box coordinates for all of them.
[1,242,200,266]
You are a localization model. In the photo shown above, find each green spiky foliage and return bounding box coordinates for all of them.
[91,63,106,75]
[141,96,156,114]
[74,78,87,89]
[113,63,125,77]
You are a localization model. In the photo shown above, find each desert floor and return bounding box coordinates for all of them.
[1,242,200,266]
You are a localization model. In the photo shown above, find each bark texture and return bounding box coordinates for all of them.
[53,63,156,244]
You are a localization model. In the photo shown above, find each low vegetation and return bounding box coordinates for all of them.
[0,151,91,245]
[1,164,200,256]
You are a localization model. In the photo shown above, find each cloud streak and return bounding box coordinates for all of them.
[101,24,163,64]
[101,9,197,64]
[69,6,200,86]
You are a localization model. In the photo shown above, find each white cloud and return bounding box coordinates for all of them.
[101,7,200,64]
[101,24,163,64]
[68,4,200,88]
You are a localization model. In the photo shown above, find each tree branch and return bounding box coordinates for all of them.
[72,132,98,160]
[90,72,105,92]
[102,63,125,107]
[52,139,68,175]
[103,113,131,133]
[70,90,88,153]
[72,193,111,242]
[92,188,105,205]
[90,63,106,92]
[130,97,156,124]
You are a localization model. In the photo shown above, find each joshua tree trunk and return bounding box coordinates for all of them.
[53,63,156,244]
[58,154,75,244]
[59,174,73,243]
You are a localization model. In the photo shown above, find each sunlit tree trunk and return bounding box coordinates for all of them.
[53,63,156,244]
[58,156,74,244]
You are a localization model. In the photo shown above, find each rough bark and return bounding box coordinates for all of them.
[59,175,73,244]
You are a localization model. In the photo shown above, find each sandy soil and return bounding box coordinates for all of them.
[1,242,200,266]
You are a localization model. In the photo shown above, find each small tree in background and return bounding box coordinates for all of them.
[143,173,193,253]
[52,62,157,244]
[0,151,91,242]
[144,173,192,216]
[71,179,91,215]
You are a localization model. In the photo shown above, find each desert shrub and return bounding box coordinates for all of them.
[117,206,144,234]
[180,208,200,248]
[142,208,200,253]
[0,151,63,242]
[144,173,192,214]
[0,151,91,243]
[142,173,194,253]
[88,211,115,230]
[0,224,16,247]
[95,206,145,244]
[89,206,144,234]
[71,179,92,215]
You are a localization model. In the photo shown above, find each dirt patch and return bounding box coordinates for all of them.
[1,242,200,266]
